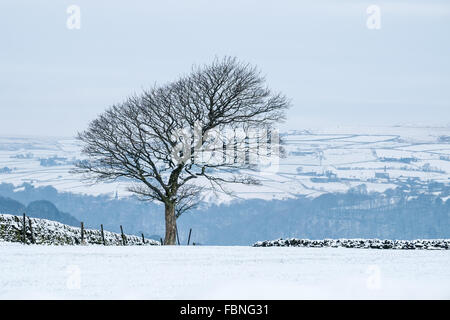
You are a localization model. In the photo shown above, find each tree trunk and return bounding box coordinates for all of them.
[164,202,177,245]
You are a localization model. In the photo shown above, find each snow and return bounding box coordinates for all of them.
[0,244,449,299]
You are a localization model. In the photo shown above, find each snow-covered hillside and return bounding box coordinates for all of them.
[0,125,449,202]
[1,244,449,299]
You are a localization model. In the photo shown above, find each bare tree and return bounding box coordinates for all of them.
[75,57,290,245]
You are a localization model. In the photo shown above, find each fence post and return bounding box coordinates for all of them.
[187,228,192,245]
[100,224,105,246]
[28,217,35,244]
[80,222,84,244]
[141,233,145,244]
[176,225,180,245]
[22,213,27,244]
[160,238,163,246]
[120,225,126,246]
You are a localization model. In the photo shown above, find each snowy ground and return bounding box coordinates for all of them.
[1,243,449,299]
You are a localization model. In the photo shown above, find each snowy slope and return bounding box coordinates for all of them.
[0,244,449,299]
[0,125,449,202]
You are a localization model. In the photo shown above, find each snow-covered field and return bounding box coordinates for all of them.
[1,125,449,202]
[1,243,449,299]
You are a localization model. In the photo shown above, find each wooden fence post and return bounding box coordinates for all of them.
[28,218,35,244]
[120,225,126,246]
[100,224,105,246]
[176,225,180,245]
[80,222,84,244]
[187,228,192,245]
[22,213,27,244]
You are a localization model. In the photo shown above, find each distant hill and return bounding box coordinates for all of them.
[0,196,80,227]
[0,196,25,215]
[26,200,80,227]
[1,182,449,245]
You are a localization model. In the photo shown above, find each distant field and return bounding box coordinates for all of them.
[0,125,449,202]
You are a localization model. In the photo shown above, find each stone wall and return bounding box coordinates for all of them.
[0,214,160,246]
[254,238,450,249]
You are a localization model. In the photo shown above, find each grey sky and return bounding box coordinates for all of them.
[0,0,449,136]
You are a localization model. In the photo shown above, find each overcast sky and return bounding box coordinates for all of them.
[0,0,449,137]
